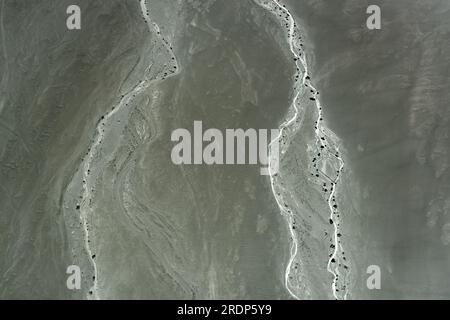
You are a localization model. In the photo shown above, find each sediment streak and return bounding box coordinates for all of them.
[255,0,348,299]
[76,0,180,299]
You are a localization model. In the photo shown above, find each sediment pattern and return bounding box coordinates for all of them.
[256,0,350,299]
